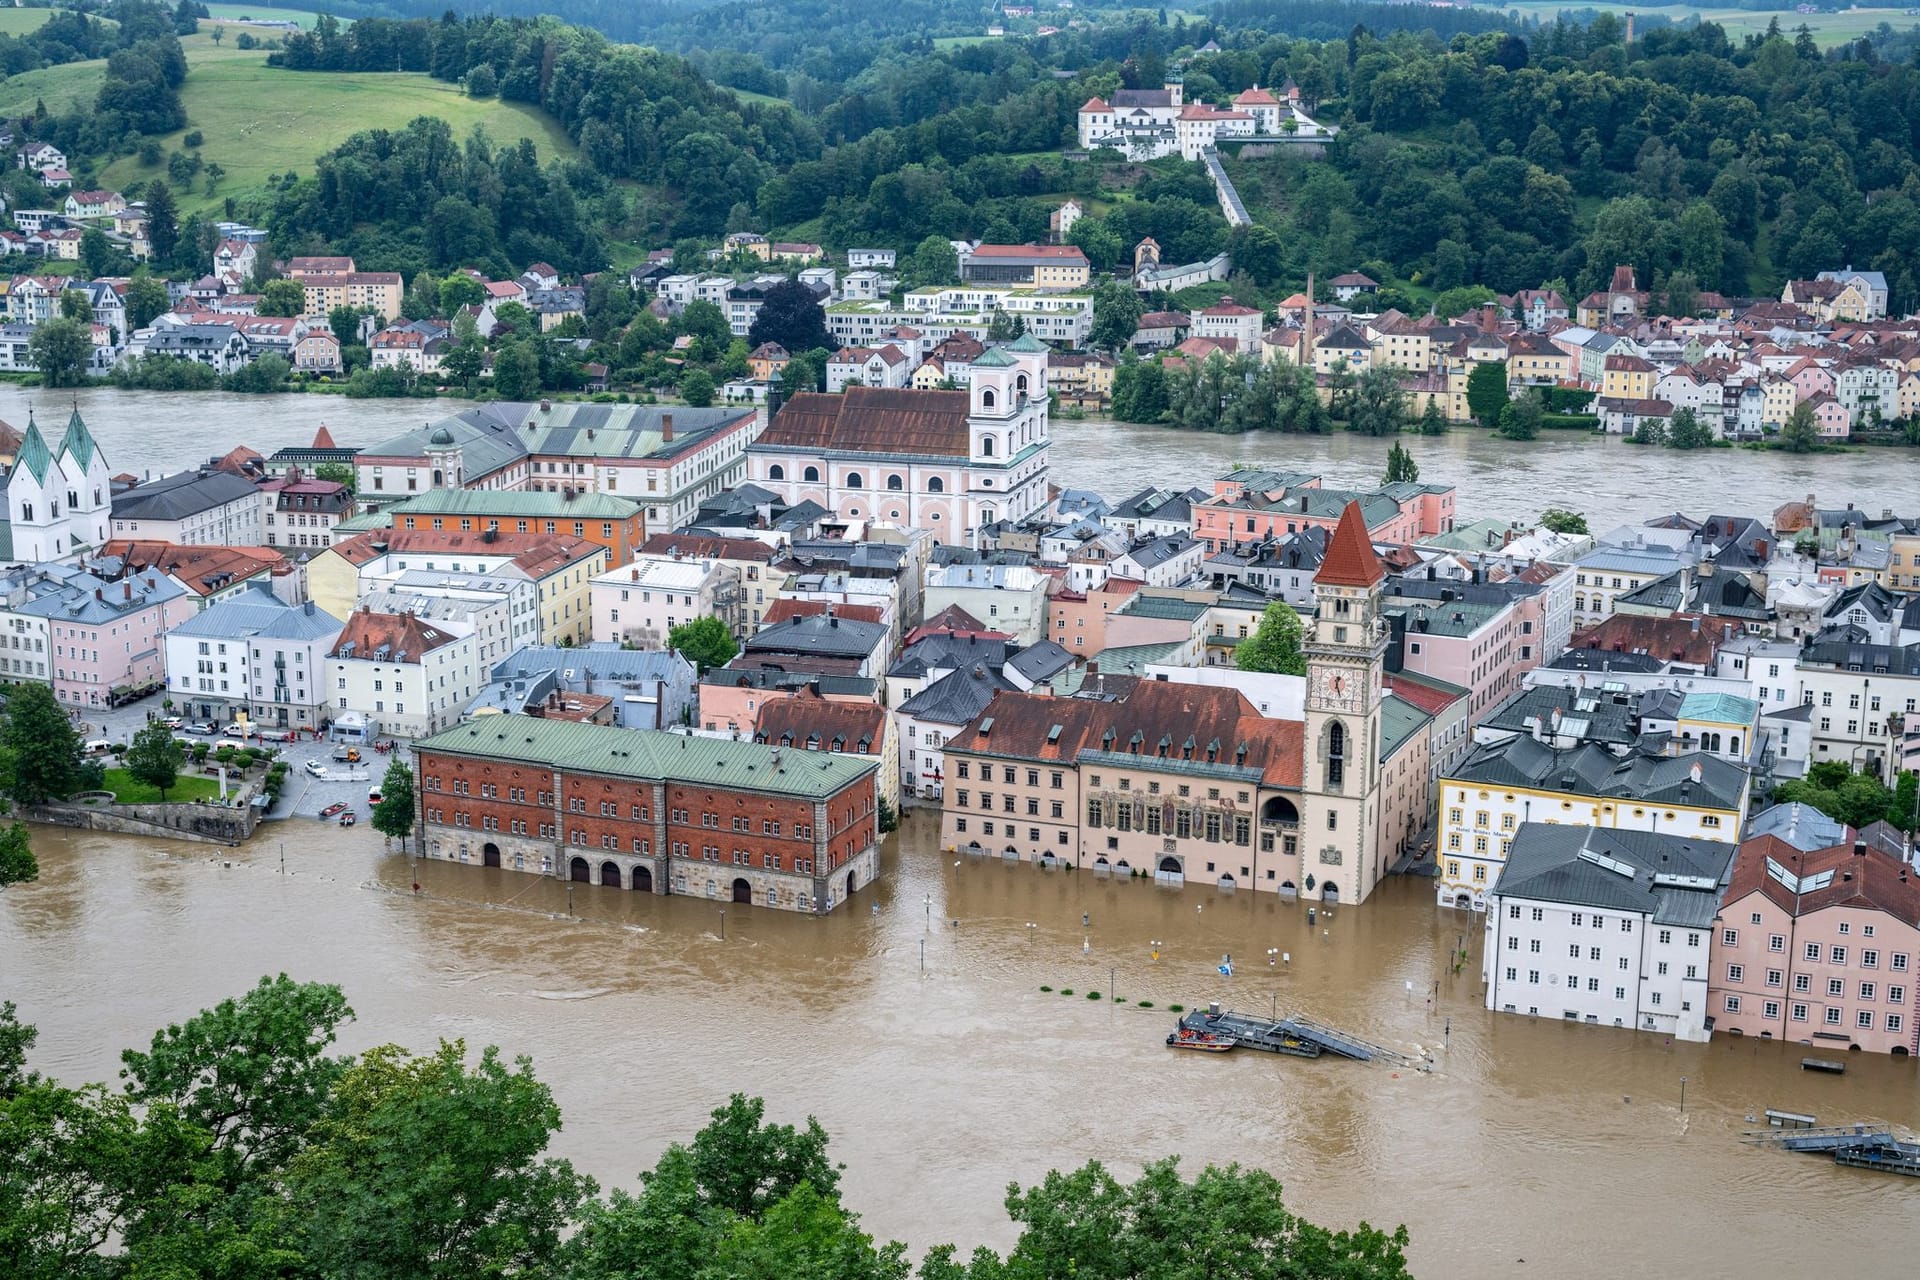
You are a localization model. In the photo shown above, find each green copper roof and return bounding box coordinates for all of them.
[973,348,1017,368]
[56,407,97,474]
[416,715,876,801]
[1006,334,1048,352]
[391,489,643,520]
[14,414,52,484]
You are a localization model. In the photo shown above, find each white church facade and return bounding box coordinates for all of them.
[8,409,112,562]
[746,336,1052,545]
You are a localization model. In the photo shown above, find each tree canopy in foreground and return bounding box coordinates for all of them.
[0,976,1413,1278]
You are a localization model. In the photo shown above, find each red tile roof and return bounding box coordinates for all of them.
[1571,613,1742,667]
[761,599,885,627]
[98,541,289,593]
[1727,834,1920,926]
[1315,501,1384,587]
[755,686,885,753]
[760,387,971,457]
[330,609,462,662]
[945,679,1304,788]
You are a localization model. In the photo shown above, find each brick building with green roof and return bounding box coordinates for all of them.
[413,714,881,914]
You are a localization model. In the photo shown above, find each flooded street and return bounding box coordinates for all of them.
[4,820,1915,1278]
[0,387,1915,525]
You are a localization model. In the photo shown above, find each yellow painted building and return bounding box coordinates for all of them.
[1601,355,1654,401]
[298,272,404,321]
[1435,741,1749,911]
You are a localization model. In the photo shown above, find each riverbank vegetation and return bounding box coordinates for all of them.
[0,976,1415,1278]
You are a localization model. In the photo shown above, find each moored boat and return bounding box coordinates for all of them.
[1166,1027,1234,1053]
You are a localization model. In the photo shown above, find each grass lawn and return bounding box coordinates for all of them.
[1486,2,1918,47]
[0,8,58,35]
[99,54,578,211]
[102,766,224,805]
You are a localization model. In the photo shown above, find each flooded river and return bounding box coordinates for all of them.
[2,387,1917,525]
[4,820,1915,1278]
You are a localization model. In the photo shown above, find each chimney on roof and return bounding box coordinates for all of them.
[123,582,130,600]
[661,413,674,443]
[1855,839,1867,858]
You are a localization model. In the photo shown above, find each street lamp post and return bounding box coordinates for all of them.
[719,908,726,940]
[1679,1075,1688,1112]
[924,892,932,931]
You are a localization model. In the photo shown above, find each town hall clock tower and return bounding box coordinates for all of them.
[1300,500,1390,904]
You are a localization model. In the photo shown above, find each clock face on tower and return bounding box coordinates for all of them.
[1312,668,1363,712]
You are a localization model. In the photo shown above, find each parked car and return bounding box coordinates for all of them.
[222,723,254,740]
[159,716,183,730]
[83,738,113,755]
[186,722,218,735]
[367,787,383,807]
[303,761,329,779]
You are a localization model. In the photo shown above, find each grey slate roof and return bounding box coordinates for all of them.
[1447,734,1749,811]
[1492,824,1737,927]
[168,585,342,641]
[1005,639,1073,684]
[888,632,1013,681]
[1799,640,1920,676]
[1745,801,1848,853]
[898,663,1011,725]
[491,642,692,686]
[1479,684,1638,748]
[111,469,260,521]
[744,614,887,659]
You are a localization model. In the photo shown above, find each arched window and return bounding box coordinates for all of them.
[1016,373,1029,395]
[803,466,820,483]
[768,464,785,481]
[886,474,903,490]
[981,388,996,408]
[981,436,995,456]
[1325,721,1346,790]
[846,472,863,489]
[928,477,944,493]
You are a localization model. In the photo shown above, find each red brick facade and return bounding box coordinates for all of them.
[415,740,879,913]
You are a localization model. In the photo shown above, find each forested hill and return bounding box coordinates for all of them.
[230,5,1920,309]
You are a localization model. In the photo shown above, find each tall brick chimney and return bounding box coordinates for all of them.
[660,413,674,443]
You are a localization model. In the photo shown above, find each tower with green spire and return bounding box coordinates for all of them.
[7,406,111,561]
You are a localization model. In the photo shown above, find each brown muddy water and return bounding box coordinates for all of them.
[4,818,1915,1279]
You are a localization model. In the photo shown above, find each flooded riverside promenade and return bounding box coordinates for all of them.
[5,819,1915,1279]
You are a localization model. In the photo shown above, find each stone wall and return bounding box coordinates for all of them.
[24,794,260,846]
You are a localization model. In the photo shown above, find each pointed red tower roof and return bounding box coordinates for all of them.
[1314,500,1383,588]
[312,424,336,449]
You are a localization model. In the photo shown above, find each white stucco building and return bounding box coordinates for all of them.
[1483,824,1737,1041]
[748,336,1052,546]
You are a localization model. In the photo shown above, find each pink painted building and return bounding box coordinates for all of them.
[1391,592,1540,723]
[23,569,197,708]
[1709,832,1920,1055]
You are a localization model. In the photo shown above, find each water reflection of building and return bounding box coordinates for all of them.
[935,503,1424,904]
[413,714,880,914]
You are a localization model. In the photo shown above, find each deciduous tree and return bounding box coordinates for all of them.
[124,720,182,800]
[3,682,80,804]
[372,761,415,844]
[29,318,94,388]
[667,616,737,672]
[1236,602,1307,676]
[1465,360,1508,425]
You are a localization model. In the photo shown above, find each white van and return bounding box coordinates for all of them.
[83,738,113,755]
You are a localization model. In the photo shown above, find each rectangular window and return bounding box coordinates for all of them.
[1831,946,1847,965]
[1727,964,1744,983]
